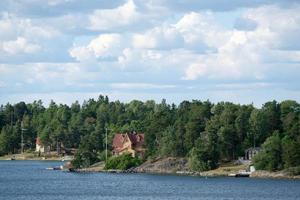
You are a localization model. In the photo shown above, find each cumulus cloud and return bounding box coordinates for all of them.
[1,1,300,106]
[1,37,40,54]
[89,0,139,30]
[132,25,184,49]
[0,13,59,40]
[180,5,300,80]
[175,12,230,51]
[110,83,176,90]
[69,34,122,61]
[148,0,300,12]
[0,13,62,61]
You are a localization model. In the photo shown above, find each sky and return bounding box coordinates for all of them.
[0,0,300,107]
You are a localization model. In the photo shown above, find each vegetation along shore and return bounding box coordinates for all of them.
[0,95,299,179]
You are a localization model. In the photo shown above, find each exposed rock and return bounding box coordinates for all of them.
[76,161,105,172]
[133,157,190,174]
[251,170,300,179]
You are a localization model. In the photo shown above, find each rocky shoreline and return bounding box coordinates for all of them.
[75,157,300,180]
[3,155,298,179]
[250,170,300,179]
[0,153,73,161]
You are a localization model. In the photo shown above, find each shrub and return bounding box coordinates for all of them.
[71,150,99,169]
[105,153,142,170]
[253,131,282,171]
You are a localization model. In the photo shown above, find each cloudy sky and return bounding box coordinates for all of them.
[1,0,300,106]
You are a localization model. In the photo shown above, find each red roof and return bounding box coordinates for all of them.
[112,133,144,153]
[127,133,144,148]
[112,134,126,149]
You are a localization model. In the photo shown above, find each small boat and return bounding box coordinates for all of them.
[235,170,251,177]
[228,173,236,177]
[46,166,63,170]
[235,173,250,177]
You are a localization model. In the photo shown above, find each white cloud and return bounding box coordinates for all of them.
[47,0,73,6]
[183,62,208,80]
[0,13,61,59]
[117,48,157,71]
[88,34,122,57]
[175,12,230,50]
[181,6,300,80]
[89,0,139,30]
[110,83,176,89]
[245,5,300,50]
[69,46,94,61]
[0,13,59,40]
[69,34,122,61]
[1,1,300,106]
[2,37,40,54]
[132,25,183,49]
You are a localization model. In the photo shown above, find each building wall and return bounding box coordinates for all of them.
[36,144,50,154]
[36,144,45,153]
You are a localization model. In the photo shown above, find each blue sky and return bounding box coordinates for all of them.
[0,0,300,107]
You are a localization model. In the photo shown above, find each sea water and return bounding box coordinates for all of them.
[0,160,299,200]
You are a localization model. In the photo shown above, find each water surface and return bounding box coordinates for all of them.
[0,161,299,200]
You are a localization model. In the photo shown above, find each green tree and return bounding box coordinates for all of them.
[159,125,177,157]
[254,131,282,171]
[281,135,300,168]
[0,126,13,155]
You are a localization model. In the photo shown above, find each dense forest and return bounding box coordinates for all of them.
[0,95,299,171]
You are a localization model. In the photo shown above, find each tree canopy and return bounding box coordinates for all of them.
[0,97,299,171]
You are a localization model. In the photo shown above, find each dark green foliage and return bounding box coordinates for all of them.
[0,97,299,172]
[0,126,13,155]
[105,154,142,170]
[254,131,282,171]
[71,135,100,169]
[159,125,177,156]
[281,136,300,168]
[188,118,220,171]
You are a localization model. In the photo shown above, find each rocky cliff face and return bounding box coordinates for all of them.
[134,157,190,174]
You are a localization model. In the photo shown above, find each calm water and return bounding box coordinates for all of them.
[0,161,300,200]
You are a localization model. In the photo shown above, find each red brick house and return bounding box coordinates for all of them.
[112,132,145,157]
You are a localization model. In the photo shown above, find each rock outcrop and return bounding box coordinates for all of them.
[133,157,190,174]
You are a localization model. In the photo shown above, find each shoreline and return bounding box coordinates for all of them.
[0,158,64,161]
[0,153,73,161]
[73,168,300,180]
[74,160,300,180]
[1,156,299,180]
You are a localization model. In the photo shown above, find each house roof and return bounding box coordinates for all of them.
[112,134,126,149]
[127,133,144,148]
[112,133,144,152]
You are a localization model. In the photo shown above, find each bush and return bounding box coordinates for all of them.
[188,148,212,172]
[105,153,142,170]
[97,150,112,161]
[253,131,282,171]
[284,166,300,176]
[71,150,99,169]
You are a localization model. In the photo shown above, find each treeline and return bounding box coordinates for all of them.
[0,96,299,171]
